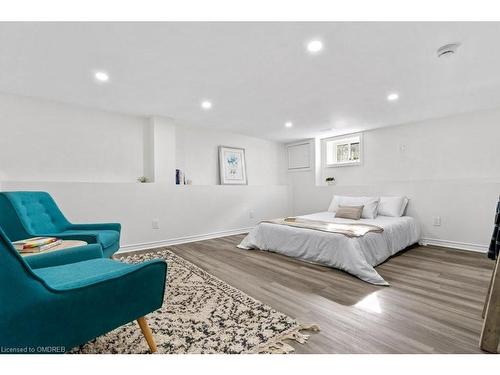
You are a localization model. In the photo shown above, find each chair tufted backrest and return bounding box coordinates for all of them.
[0,192,70,240]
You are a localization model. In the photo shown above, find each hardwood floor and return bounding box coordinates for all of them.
[163,235,494,353]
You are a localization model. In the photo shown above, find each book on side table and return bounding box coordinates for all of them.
[12,237,62,253]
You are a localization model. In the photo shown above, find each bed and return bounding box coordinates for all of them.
[238,211,420,286]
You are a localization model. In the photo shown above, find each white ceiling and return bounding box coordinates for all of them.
[1,22,500,142]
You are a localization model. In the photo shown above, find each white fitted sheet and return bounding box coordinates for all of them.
[238,212,421,285]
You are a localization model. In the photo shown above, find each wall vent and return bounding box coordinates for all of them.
[437,43,460,58]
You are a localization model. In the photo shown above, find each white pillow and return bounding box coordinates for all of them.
[400,197,409,216]
[328,195,380,219]
[378,196,408,217]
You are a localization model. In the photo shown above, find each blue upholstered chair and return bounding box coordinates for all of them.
[0,227,167,353]
[0,191,121,257]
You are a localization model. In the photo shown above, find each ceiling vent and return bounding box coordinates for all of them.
[437,43,460,58]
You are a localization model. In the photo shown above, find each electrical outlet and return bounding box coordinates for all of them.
[433,216,441,226]
[152,219,160,229]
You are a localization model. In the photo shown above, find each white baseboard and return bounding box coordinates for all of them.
[119,231,488,255]
[117,227,254,254]
[419,238,488,253]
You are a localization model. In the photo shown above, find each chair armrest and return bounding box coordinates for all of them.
[39,233,99,244]
[67,223,121,232]
[60,259,167,291]
[25,244,104,269]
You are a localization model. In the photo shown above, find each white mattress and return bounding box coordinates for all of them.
[238,212,421,285]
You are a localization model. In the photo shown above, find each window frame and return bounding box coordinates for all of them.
[323,132,363,168]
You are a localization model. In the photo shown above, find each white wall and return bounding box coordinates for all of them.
[175,123,286,186]
[0,181,290,250]
[0,93,290,249]
[0,93,147,182]
[152,117,177,183]
[288,108,500,251]
[4,90,496,253]
[0,92,286,186]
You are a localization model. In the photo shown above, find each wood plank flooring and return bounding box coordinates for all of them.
[161,235,494,353]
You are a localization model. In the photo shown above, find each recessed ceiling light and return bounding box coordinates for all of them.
[387,93,399,102]
[94,71,109,83]
[285,121,293,128]
[306,39,323,54]
[201,100,212,110]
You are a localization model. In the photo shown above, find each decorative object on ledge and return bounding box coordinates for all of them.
[137,176,150,183]
[175,169,187,185]
[218,146,247,185]
[325,177,336,185]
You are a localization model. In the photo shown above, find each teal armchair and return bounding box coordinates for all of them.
[23,242,104,269]
[0,191,121,257]
[0,227,167,353]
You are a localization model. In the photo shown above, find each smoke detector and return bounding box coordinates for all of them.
[437,43,460,58]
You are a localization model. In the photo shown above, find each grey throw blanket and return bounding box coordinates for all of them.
[488,201,500,260]
[262,217,384,238]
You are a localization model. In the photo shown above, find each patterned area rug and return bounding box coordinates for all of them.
[73,249,319,354]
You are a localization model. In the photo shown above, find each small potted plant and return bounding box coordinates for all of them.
[325,177,335,185]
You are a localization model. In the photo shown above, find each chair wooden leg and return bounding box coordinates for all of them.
[480,257,500,353]
[482,267,495,318]
[137,317,157,353]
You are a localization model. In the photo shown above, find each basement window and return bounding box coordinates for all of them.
[325,133,362,167]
